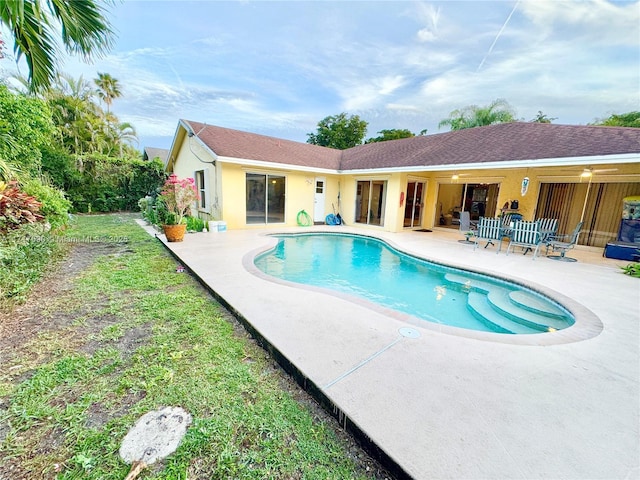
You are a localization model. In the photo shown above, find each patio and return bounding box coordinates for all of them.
[140,222,639,479]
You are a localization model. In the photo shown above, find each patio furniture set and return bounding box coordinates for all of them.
[459,211,583,261]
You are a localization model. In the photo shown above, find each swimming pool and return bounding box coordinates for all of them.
[254,233,575,334]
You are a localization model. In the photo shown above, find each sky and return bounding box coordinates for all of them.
[2,0,639,152]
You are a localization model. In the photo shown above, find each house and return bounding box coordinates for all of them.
[143,146,169,163]
[165,119,640,248]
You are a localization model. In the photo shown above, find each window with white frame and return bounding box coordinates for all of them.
[195,169,207,210]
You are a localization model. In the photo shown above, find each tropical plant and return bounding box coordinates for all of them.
[439,98,516,131]
[0,83,54,176]
[186,215,205,232]
[159,174,199,225]
[620,260,640,278]
[0,180,44,233]
[94,72,121,113]
[592,111,640,128]
[530,111,557,123]
[307,113,368,149]
[22,178,71,230]
[0,0,115,92]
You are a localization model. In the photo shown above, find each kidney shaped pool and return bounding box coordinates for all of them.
[253,233,575,335]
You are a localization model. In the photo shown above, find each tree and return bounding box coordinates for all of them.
[94,72,121,112]
[307,113,368,149]
[439,98,516,131]
[530,111,556,123]
[0,84,54,176]
[365,129,417,143]
[0,0,115,92]
[592,111,640,128]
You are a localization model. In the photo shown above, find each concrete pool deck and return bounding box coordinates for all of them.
[140,222,639,479]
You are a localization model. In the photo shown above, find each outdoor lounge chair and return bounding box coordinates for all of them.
[458,211,477,244]
[545,221,584,262]
[506,220,542,259]
[474,217,503,253]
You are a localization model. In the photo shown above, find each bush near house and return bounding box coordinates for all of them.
[41,152,166,213]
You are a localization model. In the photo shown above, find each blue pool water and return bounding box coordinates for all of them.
[254,233,575,334]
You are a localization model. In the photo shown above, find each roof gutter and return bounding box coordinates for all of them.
[338,152,640,175]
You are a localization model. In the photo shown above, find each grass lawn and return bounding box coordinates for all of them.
[0,213,388,479]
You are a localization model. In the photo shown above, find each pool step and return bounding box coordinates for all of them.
[487,289,571,332]
[444,273,496,293]
[508,290,567,319]
[467,292,540,334]
[445,272,573,334]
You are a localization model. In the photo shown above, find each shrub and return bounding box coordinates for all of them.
[620,261,640,278]
[186,216,205,232]
[0,181,44,234]
[45,154,167,214]
[22,178,72,231]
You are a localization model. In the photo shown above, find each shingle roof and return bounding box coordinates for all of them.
[341,122,640,170]
[184,121,342,170]
[181,121,640,172]
[143,147,169,162]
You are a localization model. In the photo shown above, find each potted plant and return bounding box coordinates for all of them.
[159,174,199,242]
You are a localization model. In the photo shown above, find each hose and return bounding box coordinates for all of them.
[296,209,312,226]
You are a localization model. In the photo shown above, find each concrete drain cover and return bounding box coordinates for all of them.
[399,327,420,338]
[120,406,192,479]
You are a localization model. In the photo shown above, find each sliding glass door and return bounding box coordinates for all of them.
[355,180,387,226]
[246,173,285,224]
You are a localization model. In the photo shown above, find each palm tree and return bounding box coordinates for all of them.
[114,121,138,157]
[45,73,102,154]
[439,99,516,131]
[94,72,121,113]
[0,0,114,93]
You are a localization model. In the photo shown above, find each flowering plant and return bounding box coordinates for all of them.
[159,174,199,225]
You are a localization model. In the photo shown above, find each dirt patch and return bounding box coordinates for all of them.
[0,243,124,356]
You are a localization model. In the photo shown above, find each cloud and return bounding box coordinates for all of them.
[519,0,640,45]
[415,3,441,42]
[7,0,633,149]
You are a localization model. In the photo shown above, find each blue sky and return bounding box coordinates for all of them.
[3,0,639,151]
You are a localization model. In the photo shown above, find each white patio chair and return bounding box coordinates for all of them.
[474,217,504,253]
[506,220,542,259]
[537,218,559,243]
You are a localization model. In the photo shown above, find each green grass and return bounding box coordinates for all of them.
[0,213,379,479]
[0,224,67,307]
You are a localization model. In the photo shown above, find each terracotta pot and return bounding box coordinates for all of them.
[163,224,186,242]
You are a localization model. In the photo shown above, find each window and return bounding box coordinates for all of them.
[195,169,207,210]
[246,173,286,224]
[355,180,387,226]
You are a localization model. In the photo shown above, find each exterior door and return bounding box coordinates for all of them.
[404,181,425,228]
[313,178,326,222]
